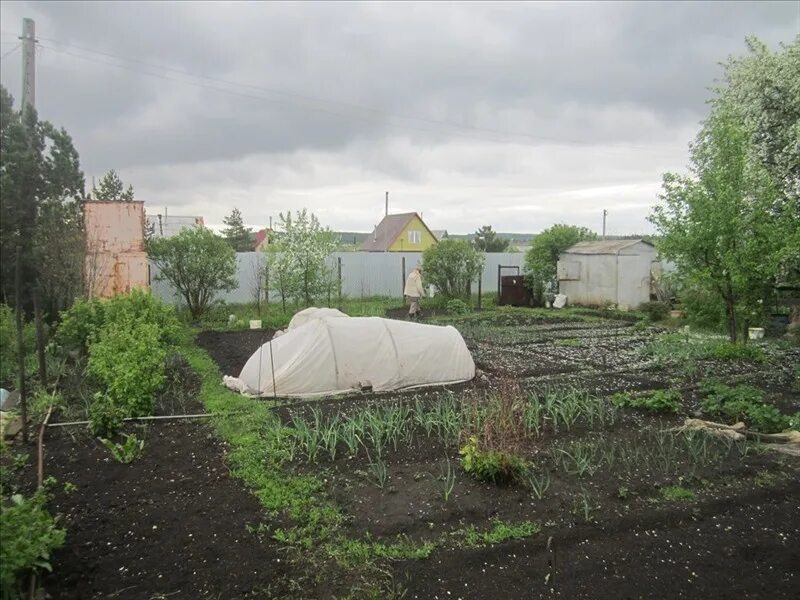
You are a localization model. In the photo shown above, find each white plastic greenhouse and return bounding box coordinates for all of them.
[223,310,475,397]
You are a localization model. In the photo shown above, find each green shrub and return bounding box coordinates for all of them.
[459,436,526,484]
[56,290,180,355]
[680,288,726,331]
[446,298,470,315]
[88,318,166,423]
[787,412,800,431]
[103,289,180,346]
[611,389,682,413]
[640,301,670,322]
[54,297,106,354]
[0,304,37,389]
[0,487,66,595]
[88,392,127,438]
[422,240,484,299]
[700,381,788,433]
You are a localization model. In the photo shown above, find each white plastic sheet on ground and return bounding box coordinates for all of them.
[223,314,475,397]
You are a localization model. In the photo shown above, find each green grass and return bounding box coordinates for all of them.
[642,333,766,365]
[325,535,435,568]
[461,520,540,547]
[555,338,582,347]
[660,485,695,501]
[179,339,343,548]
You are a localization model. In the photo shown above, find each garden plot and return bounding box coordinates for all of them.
[189,309,799,598]
[22,307,794,600]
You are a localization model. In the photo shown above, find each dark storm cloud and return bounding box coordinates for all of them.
[0,1,797,232]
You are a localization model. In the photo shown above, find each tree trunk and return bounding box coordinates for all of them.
[724,295,737,344]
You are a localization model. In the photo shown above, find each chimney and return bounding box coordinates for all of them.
[385,191,389,217]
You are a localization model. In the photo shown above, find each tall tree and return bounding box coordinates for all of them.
[221,207,253,252]
[524,224,597,304]
[92,169,134,202]
[0,86,85,315]
[473,225,510,252]
[650,36,798,342]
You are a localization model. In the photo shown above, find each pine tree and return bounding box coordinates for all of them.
[93,169,134,201]
[221,208,253,252]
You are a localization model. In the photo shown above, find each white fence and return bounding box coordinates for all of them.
[150,251,524,305]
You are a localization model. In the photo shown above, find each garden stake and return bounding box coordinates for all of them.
[269,338,277,398]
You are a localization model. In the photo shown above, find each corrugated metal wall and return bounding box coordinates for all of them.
[85,201,149,298]
[150,251,524,305]
[558,244,658,309]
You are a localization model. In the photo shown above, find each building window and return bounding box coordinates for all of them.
[408,230,421,244]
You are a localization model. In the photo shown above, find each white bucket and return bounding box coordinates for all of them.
[249,320,262,330]
[748,327,764,340]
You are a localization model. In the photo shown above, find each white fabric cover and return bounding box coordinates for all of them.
[223,315,475,397]
[287,307,348,330]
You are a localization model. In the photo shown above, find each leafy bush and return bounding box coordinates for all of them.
[88,392,127,438]
[422,239,484,299]
[611,389,682,413]
[700,381,788,433]
[54,297,106,355]
[88,319,166,433]
[459,436,526,484]
[640,301,670,322]
[446,298,470,315]
[56,290,180,354]
[100,433,145,463]
[148,227,237,319]
[0,304,37,389]
[787,412,800,431]
[680,287,727,331]
[0,487,66,595]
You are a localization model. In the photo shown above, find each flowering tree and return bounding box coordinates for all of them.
[266,210,337,307]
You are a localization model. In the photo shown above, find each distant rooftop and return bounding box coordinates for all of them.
[361,212,419,251]
[564,239,654,255]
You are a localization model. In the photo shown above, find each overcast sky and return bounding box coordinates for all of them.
[1,1,797,235]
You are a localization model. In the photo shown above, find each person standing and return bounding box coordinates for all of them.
[404,264,426,319]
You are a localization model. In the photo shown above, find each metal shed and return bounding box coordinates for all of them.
[84,201,149,298]
[557,239,659,310]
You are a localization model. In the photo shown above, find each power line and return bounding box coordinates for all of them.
[1,43,20,60]
[25,33,679,154]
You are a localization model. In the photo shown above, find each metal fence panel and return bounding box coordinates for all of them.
[149,251,525,305]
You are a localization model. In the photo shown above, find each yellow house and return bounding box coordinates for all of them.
[360,212,438,252]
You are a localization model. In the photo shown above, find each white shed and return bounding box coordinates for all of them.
[557,239,659,310]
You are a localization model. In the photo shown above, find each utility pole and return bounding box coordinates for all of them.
[602,209,608,240]
[20,18,36,117]
[385,191,389,217]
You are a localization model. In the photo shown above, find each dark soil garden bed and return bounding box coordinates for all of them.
[400,478,800,599]
[42,421,286,599]
[25,311,800,599]
[195,328,276,376]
